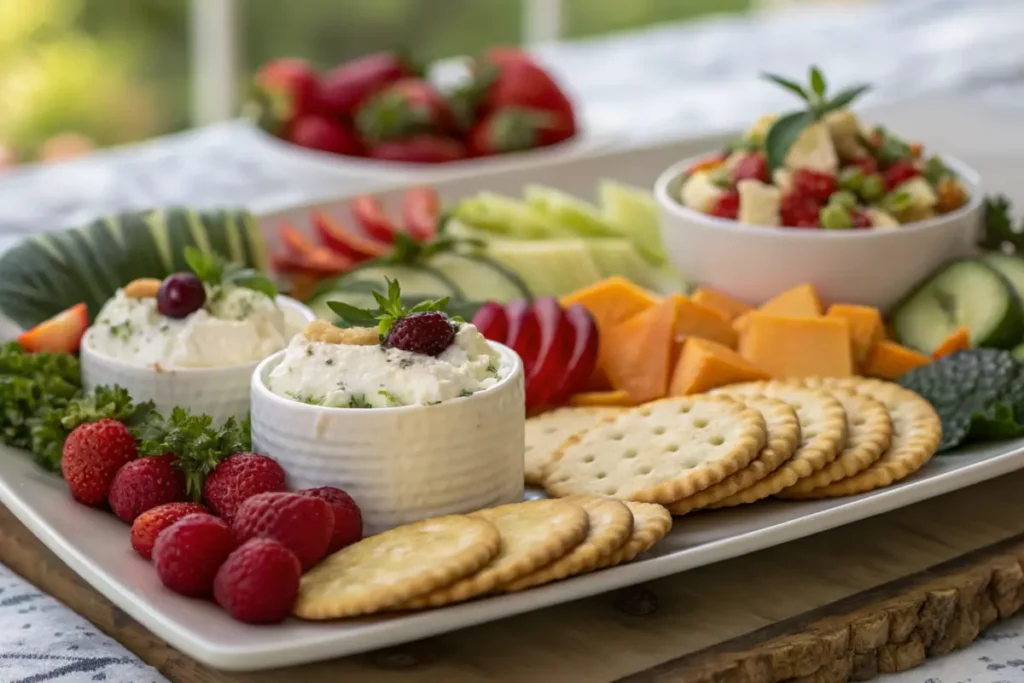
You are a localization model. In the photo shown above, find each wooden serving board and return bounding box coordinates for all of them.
[4,471,1024,683]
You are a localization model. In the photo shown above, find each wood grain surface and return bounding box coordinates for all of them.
[3,471,1024,682]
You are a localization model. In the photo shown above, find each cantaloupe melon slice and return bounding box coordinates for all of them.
[602,297,678,404]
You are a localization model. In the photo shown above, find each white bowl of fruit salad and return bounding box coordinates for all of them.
[653,68,983,311]
[250,281,525,534]
[80,249,314,424]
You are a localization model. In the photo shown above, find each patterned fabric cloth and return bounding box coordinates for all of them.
[0,566,167,683]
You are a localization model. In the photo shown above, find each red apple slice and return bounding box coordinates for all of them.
[18,302,89,354]
[351,195,397,244]
[526,297,574,412]
[504,299,540,375]
[312,211,390,262]
[548,304,599,405]
[470,301,509,343]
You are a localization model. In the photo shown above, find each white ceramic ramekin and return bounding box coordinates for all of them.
[250,341,525,534]
[80,296,314,425]
[654,155,984,312]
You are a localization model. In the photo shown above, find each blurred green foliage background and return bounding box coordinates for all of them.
[0,0,752,159]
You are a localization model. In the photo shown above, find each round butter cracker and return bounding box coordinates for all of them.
[543,395,766,504]
[501,495,634,592]
[596,501,673,567]
[293,514,500,619]
[401,499,590,609]
[525,407,626,485]
[708,382,847,507]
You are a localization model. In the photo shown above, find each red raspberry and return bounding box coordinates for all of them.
[852,209,872,229]
[709,191,739,220]
[214,539,301,624]
[61,419,138,506]
[300,486,363,554]
[202,453,287,523]
[153,514,235,597]
[792,169,838,203]
[384,311,456,356]
[731,153,770,183]
[883,160,920,191]
[130,502,208,560]
[108,454,187,523]
[780,193,821,228]
[232,492,333,570]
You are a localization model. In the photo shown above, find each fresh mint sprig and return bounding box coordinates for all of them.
[184,246,278,299]
[327,278,454,339]
[761,66,871,171]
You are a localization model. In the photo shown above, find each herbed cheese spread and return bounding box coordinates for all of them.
[267,323,502,408]
[83,286,301,368]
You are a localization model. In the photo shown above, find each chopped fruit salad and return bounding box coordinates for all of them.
[267,280,503,408]
[676,67,971,229]
[83,248,304,368]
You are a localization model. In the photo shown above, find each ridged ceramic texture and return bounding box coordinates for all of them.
[80,296,313,425]
[251,343,525,535]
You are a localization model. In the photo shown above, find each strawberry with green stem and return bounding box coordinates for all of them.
[761,66,871,171]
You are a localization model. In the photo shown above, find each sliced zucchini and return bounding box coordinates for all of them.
[428,252,530,303]
[891,259,1023,352]
[343,263,463,298]
[485,240,603,297]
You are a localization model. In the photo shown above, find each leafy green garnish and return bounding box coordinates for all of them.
[327,278,452,339]
[137,407,252,500]
[899,348,1024,452]
[184,246,278,299]
[31,385,156,472]
[761,65,871,171]
[977,195,1024,254]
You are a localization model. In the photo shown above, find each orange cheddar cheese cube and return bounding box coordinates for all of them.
[670,294,738,349]
[825,304,885,365]
[691,287,753,322]
[602,297,678,404]
[864,341,930,380]
[738,313,853,378]
[568,390,633,407]
[669,338,770,396]
[931,326,970,359]
[733,283,823,335]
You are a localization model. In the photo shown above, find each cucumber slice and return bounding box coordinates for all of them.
[598,180,666,266]
[443,219,522,243]
[523,185,621,238]
[428,253,530,303]
[891,259,1023,352]
[584,238,659,289]
[982,253,1024,299]
[238,210,269,271]
[485,240,603,297]
[452,192,571,239]
[344,264,462,298]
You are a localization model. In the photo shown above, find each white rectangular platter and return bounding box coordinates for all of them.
[3,438,1024,672]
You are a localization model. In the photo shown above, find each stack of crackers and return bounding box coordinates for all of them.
[293,497,672,620]
[530,377,942,513]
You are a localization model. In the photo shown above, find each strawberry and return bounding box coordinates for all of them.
[153,514,235,598]
[467,107,574,157]
[288,115,362,157]
[478,57,575,127]
[61,419,138,506]
[108,454,187,524]
[792,169,838,203]
[883,160,921,191]
[17,303,88,354]
[320,52,416,118]
[367,135,467,164]
[214,539,301,624]
[253,58,322,133]
[355,78,451,144]
[709,191,740,220]
[232,492,333,570]
[731,153,770,184]
[299,487,363,554]
[202,453,287,523]
[130,502,208,560]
